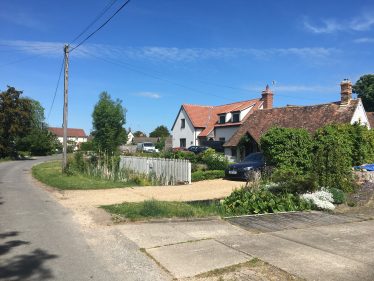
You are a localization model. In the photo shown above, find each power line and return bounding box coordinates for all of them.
[69,0,119,45]
[47,56,65,121]
[70,0,131,52]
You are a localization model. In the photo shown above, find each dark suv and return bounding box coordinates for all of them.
[225,152,265,180]
[187,146,209,154]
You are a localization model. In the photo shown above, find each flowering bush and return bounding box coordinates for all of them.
[201,148,229,170]
[301,188,335,210]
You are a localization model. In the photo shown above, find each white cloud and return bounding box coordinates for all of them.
[135,92,161,99]
[354,37,374,43]
[246,84,336,93]
[304,19,342,34]
[304,12,374,34]
[0,40,336,62]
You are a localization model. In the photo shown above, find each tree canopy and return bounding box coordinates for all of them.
[149,125,170,138]
[0,86,33,157]
[353,74,374,111]
[133,131,146,137]
[92,92,127,153]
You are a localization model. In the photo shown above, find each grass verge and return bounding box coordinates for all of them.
[32,160,139,190]
[101,199,226,221]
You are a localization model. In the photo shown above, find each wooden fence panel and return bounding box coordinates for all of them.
[120,156,191,185]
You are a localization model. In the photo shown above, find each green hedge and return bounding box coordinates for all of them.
[192,170,225,182]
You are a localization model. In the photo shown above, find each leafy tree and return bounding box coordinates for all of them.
[313,124,354,192]
[353,74,374,111]
[0,86,33,158]
[92,92,127,153]
[133,131,146,137]
[149,125,170,137]
[16,128,60,156]
[260,127,313,174]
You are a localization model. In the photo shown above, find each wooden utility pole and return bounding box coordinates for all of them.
[62,44,69,171]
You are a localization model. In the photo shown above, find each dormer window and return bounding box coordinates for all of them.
[232,112,240,123]
[219,115,226,124]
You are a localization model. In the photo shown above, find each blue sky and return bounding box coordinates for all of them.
[1,0,373,135]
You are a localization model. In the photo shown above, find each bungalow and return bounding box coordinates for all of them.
[224,79,370,162]
[48,127,88,149]
[171,93,270,148]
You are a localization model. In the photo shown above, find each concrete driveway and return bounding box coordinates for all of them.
[115,212,374,280]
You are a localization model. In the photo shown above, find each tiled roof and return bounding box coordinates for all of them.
[366,112,374,128]
[224,100,359,147]
[48,127,87,138]
[183,99,261,137]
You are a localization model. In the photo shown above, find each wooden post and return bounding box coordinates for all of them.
[62,44,69,171]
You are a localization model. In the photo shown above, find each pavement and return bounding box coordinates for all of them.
[2,156,374,280]
[114,213,374,280]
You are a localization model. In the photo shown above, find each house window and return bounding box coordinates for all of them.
[231,148,237,157]
[232,113,240,123]
[219,115,226,124]
[180,138,186,148]
[219,137,225,142]
[181,118,185,129]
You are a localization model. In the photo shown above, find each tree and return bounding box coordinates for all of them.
[92,92,126,153]
[149,125,170,138]
[133,131,146,137]
[353,74,374,111]
[0,86,33,158]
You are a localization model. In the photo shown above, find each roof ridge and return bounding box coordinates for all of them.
[183,98,260,109]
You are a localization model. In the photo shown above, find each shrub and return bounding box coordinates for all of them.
[192,170,225,182]
[222,187,312,215]
[270,167,318,194]
[313,124,355,192]
[328,187,346,204]
[260,127,313,174]
[200,148,229,170]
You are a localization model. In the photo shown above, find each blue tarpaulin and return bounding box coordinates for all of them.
[354,164,374,171]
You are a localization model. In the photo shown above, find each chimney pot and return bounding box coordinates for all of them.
[340,79,352,105]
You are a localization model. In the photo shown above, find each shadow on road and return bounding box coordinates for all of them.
[0,231,58,281]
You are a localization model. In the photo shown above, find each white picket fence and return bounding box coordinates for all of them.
[119,156,191,185]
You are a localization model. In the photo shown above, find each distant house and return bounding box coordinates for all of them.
[171,94,269,149]
[224,80,370,161]
[48,127,88,149]
[126,131,134,144]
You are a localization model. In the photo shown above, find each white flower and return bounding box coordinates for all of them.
[302,188,335,210]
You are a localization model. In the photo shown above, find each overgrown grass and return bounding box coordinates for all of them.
[102,199,226,221]
[32,160,139,190]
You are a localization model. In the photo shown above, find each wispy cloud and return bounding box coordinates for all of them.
[246,84,336,93]
[134,92,161,99]
[0,10,44,30]
[0,40,336,62]
[303,12,374,34]
[353,37,374,43]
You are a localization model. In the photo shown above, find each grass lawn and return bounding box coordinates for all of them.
[32,160,139,190]
[102,199,226,221]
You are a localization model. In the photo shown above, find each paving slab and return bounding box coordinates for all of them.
[272,220,374,265]
[226,211,363,233]
[219,232,374,281]
[117,223,195,248]
[146,239,250,278]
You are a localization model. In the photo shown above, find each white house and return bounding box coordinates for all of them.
[224,80,371,162]
[171,96,267,148]
[48,127,87,148]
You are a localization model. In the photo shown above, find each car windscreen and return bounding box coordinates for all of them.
[143,143,153,147]
[243,153,263,162]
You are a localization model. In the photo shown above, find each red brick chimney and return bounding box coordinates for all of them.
[261,85,273,109]
[340,79,352,105]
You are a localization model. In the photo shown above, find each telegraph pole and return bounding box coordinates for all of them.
[62,44,69,171]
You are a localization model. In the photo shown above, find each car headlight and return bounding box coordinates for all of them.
[243,167,253,171]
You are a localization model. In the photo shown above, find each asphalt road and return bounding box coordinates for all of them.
[0,156,168,281]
